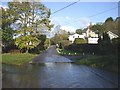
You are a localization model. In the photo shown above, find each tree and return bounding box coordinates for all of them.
[44,38,50,49]
[98,32,111,54]
[90,23,105,36]
[114,17,120,30]
[76,29,83,34]
[105,17,114,23]
[15,35,40,53]
[104,17,116,31]
[2,7,16,52]
[51,30,71,49]
[8,2,53,52]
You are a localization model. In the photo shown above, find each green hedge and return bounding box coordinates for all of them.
[74,38,87,44]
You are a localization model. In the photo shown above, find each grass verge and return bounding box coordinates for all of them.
[75,55,118,73]
[57,48,79,55]
[2,53,37,66]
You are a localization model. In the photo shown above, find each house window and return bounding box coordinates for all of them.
[78,36,79,38]
[73,36,74,38]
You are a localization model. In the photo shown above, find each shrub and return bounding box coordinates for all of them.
[74,38,87,44]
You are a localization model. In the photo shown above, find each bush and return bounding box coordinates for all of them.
[65,44,99,54]
[74,38,87,44]
[60,40,72,49]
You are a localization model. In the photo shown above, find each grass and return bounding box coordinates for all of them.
[57,48,79,55]
[75,55,118,73]
[2,53,38,66]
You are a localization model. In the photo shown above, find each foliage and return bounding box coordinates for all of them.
[51,34,61,44]
[65,44,99,54]
[76,29,83,34]
[51,31,71,49]
[8,2,53,52]
[90,23,105,35]
[2,53,37,65]
[59,42,62,49]
[84,17,118,36]
[112,37,120,45]
[2,7,15,49]
[105,17,114,23]
[74,38,87,44]
[44,38,50,49]
[36,35,46,51]
[98,32,111,54]
[15,35,40,53]
[75,55,118,73]
[29,35,46,54]
[57,48,79,55]
[60,40,72,49]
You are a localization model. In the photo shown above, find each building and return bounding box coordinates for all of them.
[68,33,86,43]
[68,23,119,44]
[86,23,99,44]
[107,31,119,40]
[86,28,98,38]
[68,23,99,44]
[88,38,99,44]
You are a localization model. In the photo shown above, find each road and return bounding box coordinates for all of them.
[29,45,73,63]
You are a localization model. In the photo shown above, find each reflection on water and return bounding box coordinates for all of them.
[2,63,117,88]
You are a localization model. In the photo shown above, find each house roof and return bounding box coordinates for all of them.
[108,30,119,36]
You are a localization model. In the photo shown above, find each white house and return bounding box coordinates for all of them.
[86,23,99,44]
[86,25,98,38]
[68,33,86,43]
[68,23,99,44]
[88,38,99,44]
[68,23,119,44]
[107,31,119,40]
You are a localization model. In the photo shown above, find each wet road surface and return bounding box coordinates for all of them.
[30,46,73,63]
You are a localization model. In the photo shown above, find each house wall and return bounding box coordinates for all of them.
[68,34,85,43]
[88,38,99,44]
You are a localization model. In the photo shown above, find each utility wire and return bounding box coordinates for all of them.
[62,6,119,26]
[51,0,80,15]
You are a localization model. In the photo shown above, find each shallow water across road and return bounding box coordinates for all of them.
[2,46,118,88]
[2,63,118,88]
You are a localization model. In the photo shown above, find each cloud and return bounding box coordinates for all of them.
[50,16,98,34]
[78,17,91,28]
[65,16,71,20]
[50,16,74,26]
[60,25,76,33]
[50,16,77,32]
[0,4,8,9]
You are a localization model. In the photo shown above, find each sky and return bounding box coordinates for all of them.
[0,1,119,36]
[42,2,118,33]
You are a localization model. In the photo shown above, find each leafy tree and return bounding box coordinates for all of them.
[104,17,116,31]
[51,30,71,49]
[37,35,46,51]
[15,35,40,53]
[76,29,83,34]
[114,17,120,30]
[44,38,50,49]
[105,17,114,23]
[8,2,53,52]
[51,34,61,45]
[2,7,15,52]
[98,32,111,54]
[90,23,105,36]
[60,40,72,49]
